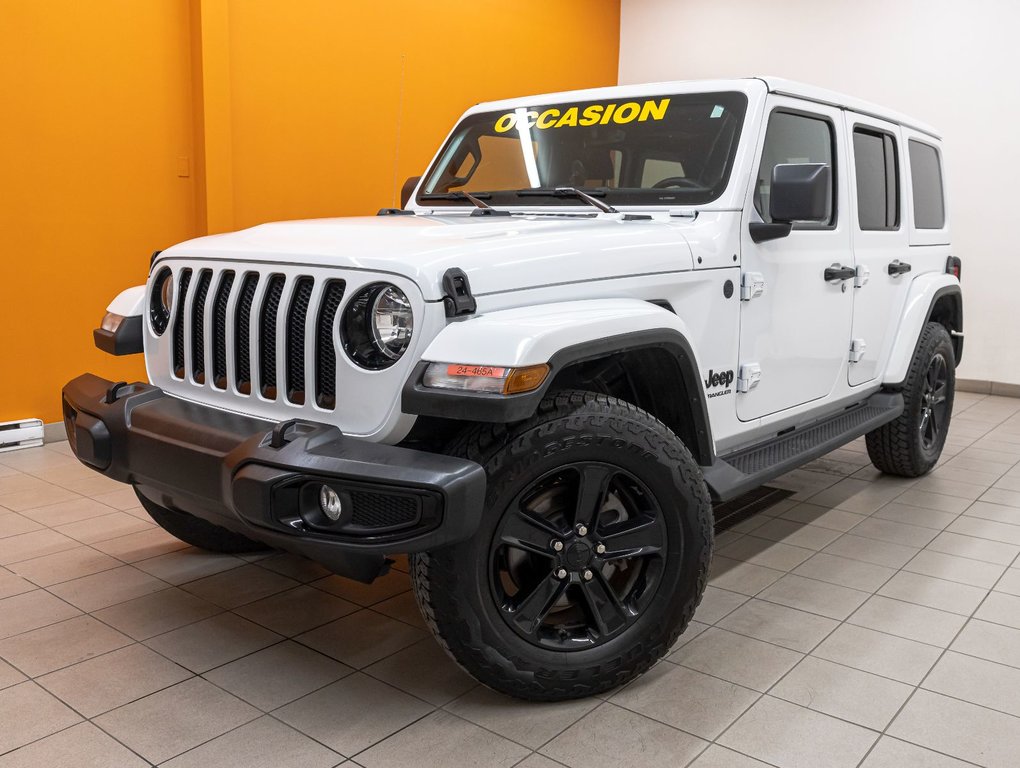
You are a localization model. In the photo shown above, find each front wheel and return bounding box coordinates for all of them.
[411,391,713,701]
[866,321,956,476]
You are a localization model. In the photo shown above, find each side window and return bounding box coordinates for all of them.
[755,111,835,226]
[853,128,899,230]
[908,140,946,229]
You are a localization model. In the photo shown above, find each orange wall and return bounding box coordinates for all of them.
[0,0,620,425]
[0,1,197,424]
[223,0,623,228]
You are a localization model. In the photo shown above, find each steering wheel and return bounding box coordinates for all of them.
[651,177,700,189]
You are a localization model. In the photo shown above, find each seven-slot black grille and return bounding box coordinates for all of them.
[285,277,314,405]
[165,268,357,410]
[211,271,235,389]
[172,269,192,378]
[190,270,212,384]
[259,275,286,399]
[234,273,259,394]
[315,280,346,409]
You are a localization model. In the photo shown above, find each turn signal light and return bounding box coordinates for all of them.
[946,256,962,281]
[423,362,550,395]
[504,365,550,394]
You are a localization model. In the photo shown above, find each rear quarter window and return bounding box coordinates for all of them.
[908,140,946,229]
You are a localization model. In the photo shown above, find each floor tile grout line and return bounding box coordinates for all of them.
[4,537,178,590]
[696,532,992,695]
[439,695,597,759]
[850,547,1020,768]
[90,682,264,767]
[608,670,765,753]
[710,529,913,743]
[0,680,158,767]
[704,572,954,653]
[79,632,399,765]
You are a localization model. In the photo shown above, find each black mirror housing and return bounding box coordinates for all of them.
[400,176,421,209]
[769,163,830,223]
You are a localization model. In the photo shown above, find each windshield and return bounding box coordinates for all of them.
[419,91,748,208]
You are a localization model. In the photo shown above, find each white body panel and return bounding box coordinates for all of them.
[127,76,955,457]
[423,300,686,368]
[107,286,145,317]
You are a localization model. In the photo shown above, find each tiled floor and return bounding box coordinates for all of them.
[2,392,1020,767]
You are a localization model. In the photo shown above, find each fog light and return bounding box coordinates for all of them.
[319,485,343,521]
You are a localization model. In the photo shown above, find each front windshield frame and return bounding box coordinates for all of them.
[417,91,749,209]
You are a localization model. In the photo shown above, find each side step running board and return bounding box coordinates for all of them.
[702,391,903,502]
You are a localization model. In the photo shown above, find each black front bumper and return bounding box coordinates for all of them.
[61,374,486,582]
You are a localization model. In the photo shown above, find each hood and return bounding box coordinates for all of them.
[162,214,695,300]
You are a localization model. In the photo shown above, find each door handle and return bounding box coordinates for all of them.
[888,260,912,276]
[824,264,856,282]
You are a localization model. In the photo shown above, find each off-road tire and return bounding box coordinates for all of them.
[867,321,955,476]
[410,390,714,701]
[134,488,271,554]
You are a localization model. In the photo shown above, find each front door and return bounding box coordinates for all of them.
[737,98,853,421]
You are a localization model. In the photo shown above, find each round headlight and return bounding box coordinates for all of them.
[342,283,413,369]
[150,267,173,335]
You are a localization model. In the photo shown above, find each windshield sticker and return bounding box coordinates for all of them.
[710,105,725,118]
[493,98,671,133]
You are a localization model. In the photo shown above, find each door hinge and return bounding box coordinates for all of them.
[740,272,766,301]
[736,363,761,393]
[849,338,867,363]
[854,265,870,288]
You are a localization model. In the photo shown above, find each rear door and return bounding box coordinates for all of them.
[737,98,853,421]
[845,114,911,386]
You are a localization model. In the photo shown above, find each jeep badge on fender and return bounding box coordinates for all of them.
[704,369,735,389]
[65,77,960,702]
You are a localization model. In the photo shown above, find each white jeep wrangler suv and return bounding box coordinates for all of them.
[63,76,962,701]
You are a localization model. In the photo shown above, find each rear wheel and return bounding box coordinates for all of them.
[867,321,955,476]
[411,391,713,701]
[135,488,271,554]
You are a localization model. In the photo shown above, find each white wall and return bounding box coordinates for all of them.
[620,0,1018,385]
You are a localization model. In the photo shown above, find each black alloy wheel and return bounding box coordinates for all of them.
[919,352,950,451]
[491,462,667,651]
[866,321,956,477]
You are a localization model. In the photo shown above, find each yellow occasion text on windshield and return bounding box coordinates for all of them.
[493,98,670,133]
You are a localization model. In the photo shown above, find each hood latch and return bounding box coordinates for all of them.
[442,268,477,318]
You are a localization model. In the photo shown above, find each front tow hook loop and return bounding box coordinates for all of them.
[105,381,128,404]
[270,419,301,449]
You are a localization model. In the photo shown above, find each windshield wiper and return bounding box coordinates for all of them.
[420,191,492,208]
[515,187,619,214]
[419,190,510,217]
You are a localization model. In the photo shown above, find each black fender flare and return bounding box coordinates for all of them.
[402,328,714,465]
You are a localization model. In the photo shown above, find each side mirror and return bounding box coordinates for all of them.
[750,163,831,243]
[400,175,421,209]
[770,163,830,223]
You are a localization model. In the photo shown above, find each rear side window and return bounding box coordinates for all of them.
[853,128,899,230]
[755,111,835,226]
[908,140,945,229]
